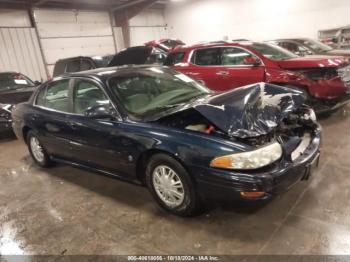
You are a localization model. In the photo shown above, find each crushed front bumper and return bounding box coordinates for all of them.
[0,119,12,133]
[191,127,321,202]
[313,92,350,114]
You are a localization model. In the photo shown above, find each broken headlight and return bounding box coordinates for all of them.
[210,142,282,170]
[0,104,13,121]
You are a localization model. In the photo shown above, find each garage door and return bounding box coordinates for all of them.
[34,9,116,77]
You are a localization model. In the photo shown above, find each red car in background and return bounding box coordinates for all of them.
[145,39,185,53]
[165,41,350,113]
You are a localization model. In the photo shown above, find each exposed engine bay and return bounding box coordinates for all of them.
[156,83,319,163]
[291,67,338,81]
[158,105,317,148]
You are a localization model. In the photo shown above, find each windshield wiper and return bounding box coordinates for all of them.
[143,103,185,115]
[155,103,185,110]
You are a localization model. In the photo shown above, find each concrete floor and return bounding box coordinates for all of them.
[1,107,350,256]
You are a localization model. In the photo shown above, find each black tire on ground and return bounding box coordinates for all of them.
[26,130,53,168]
[145,153,201,216]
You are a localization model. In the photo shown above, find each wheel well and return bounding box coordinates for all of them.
[22,126,31,143]
[135,149,188,184]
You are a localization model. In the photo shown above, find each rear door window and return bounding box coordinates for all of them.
[164,52,185,66]
[146,52,167,64]
[192,48,221,66]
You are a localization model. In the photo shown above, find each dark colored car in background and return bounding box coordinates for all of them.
[108,46,167,67]
[145,38,185,52]
[166,41,350,113]
[53,55,113,77]
[269,38,350,58]
[12,66,321,216]
[0,72,39,133]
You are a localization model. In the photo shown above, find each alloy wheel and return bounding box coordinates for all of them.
[30,137,45,163]
[152,165,185,207]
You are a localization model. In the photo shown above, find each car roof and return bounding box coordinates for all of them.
[54,65,167,82]
[171,41,261,52]
[119,46,152,52]
[270,38,309,42]
[0,71,19,75]
[56,55,112,62]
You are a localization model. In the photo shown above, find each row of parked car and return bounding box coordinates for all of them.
[1,37,349,216]
[52,37,350,114]
[2,37,350,135]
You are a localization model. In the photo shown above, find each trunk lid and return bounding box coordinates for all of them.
[0,86,36,104]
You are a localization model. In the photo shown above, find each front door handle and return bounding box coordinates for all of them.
[186,72,200,76]
[216,71,230,76]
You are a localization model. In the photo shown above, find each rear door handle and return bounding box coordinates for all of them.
[68,121,78,129]
[216,71,230,76]
[31,114,38,121]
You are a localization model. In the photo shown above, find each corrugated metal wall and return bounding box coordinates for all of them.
[0,27,48,82]
[34,9,117,76]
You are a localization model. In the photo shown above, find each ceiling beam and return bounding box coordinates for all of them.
[112,0,149,11]
[0,0,29,9]
[112,0,158,48]
[113,0,158,25]
[32,1,111,11]
[33,0,48,6]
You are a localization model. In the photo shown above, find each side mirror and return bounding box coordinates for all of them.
[243,56,261,66]
[34,81,42,85]
[84,104,115,120]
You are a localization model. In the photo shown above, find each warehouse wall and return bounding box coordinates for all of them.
[164,0,350,44]
[0,9,47,81]
[0,9,30,27]
[0,8,165,79]
[129,9,168,46]
[34,9,116,76]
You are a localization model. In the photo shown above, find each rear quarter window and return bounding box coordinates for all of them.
[66,60,81,73]
[36,79,70,112]
[53,61,66,77]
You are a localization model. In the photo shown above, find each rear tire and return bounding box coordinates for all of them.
[26,130,52,168]
[146,153,201,216]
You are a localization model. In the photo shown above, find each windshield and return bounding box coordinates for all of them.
[0,73,35,92]
[300,39,333,52]
[108,67,210,118]
[92,55,114,68]
[249,43,298,60]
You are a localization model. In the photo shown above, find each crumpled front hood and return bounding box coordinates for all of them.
[326,49,350,56]
[188,83,305,138]
[277,56,346,69]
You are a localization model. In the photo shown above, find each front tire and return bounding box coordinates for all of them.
[146,154,200,216]
[26,131,52,168]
